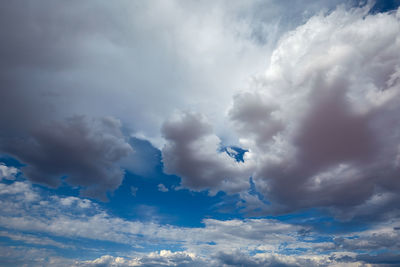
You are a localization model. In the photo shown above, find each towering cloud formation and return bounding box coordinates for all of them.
[251,5,400,215]
[162,5,400,217]
[238,5,400,215]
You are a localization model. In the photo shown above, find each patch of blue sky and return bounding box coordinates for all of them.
[219,145,248,163]
[108,170,243,227]
[0,155,25,168]
[105,139,249,226]
[0,152,242,229]
[271,208,369,235]
[2,150,360,240]
[370,0,400,13]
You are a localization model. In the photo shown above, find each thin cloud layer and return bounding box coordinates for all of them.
[1,179,399,266]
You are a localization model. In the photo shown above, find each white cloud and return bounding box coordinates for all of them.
[0,163,18,180]
[78,250,207,267]
[246,4,400,214]
[0,181,39,202]
[1,179,399,266]
[131,186,138,197]
[160,4,400,217]
[57,196,93,209]
[157,184,169,192]
[0,230,73,249]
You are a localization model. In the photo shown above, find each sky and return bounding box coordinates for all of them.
[1,0,400,266]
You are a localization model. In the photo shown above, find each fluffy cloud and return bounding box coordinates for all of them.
[1,0,338,199]
[1,0,379,208]
[162,112,255,194]
[161,4,400,217]
[0,164,18,181]
[158,184,169,192]
[0,116,132,200]
[78,251,207,267]
[246,4,400,215]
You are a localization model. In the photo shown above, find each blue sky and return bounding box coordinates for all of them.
[1,0,400,266]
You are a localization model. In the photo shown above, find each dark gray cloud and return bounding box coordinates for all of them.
[0,0,135,198]
[355,253,400,265]
[0,116,132,200]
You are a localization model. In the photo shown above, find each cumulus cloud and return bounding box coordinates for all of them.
[0,116,132,200]
[244,4,400,215]
[0,0,379,209]
[161,4,400,217]
[229,92,284,148]
[2,1,400,266]
[162,112,255,194]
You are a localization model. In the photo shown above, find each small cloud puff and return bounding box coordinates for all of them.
[0,163,18,181]
[157,184,168,192]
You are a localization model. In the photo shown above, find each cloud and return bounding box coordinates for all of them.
[131,186,138,197]
[0,0,371,206]
[215,251,320,267]
[158,4,400,219]
[0,246,75,267]
[2,179,400,266]
[0,116,132,200]
[0,231,73,249]
[161,112,254,194]
[58,196,93,209]
[1,0,332,199]
[0,164,18,181]
[164,4,400,217]
[253,4,400,214]
[0,0,283,146]
[229,91,284,148]
[158,184,169,192]
[0,181,39,202]
[78,251,207,267]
